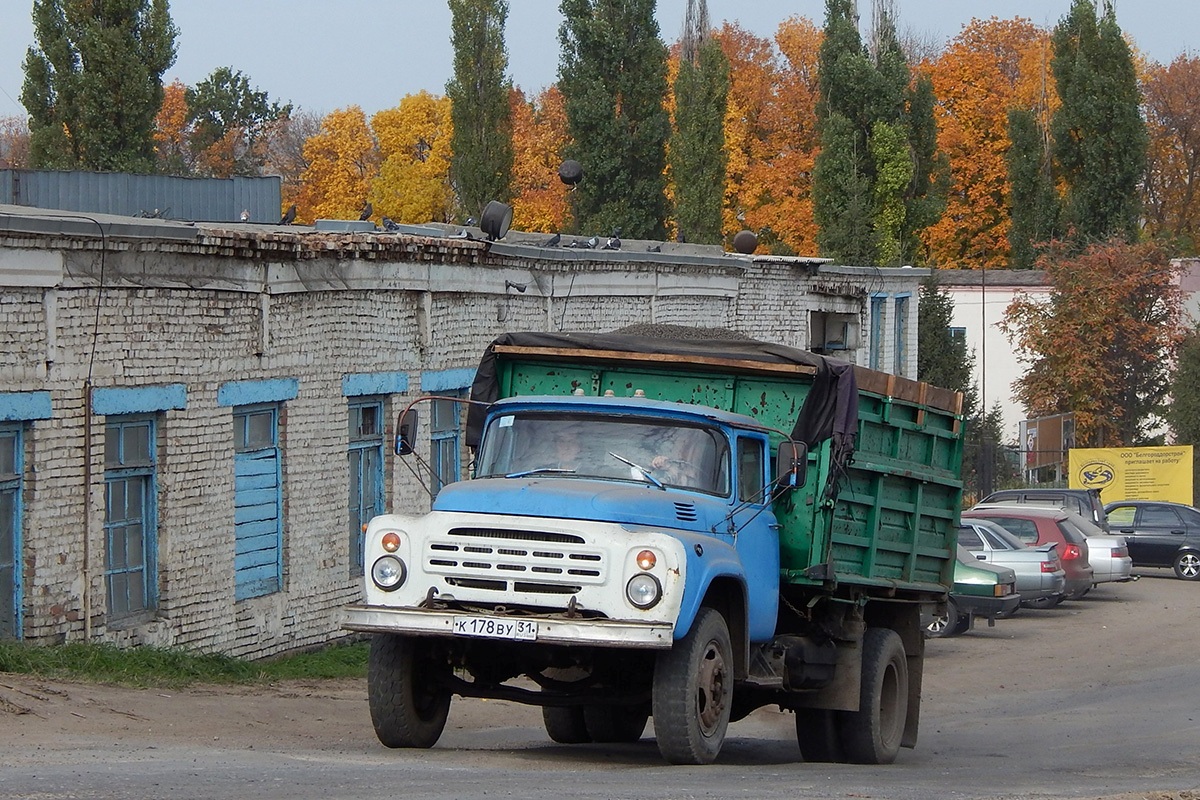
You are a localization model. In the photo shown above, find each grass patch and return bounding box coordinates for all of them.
[0,640,368,689]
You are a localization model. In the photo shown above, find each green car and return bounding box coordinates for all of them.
[926,546,1021,638]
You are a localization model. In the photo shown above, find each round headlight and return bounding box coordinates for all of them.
[371,555,407,591]
[626,573,662,609]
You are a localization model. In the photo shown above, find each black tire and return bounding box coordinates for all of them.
[1173,551,1200,580]
[839,628,909,765]
[794,707,845,763]
[652,607,733,765]
[367,634,451,749]
[925,599,962,639]
[584,704,649,743]
[542,706,591,744]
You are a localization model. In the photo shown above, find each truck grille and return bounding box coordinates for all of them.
[424,527,607,594]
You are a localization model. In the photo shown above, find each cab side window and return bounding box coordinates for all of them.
[736,438,765,503]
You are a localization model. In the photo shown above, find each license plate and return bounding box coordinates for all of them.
[452,616,538,640]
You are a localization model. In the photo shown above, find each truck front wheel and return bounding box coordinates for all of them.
[652,607,733,765]
[368,634,451,749]
[839,627,908,764]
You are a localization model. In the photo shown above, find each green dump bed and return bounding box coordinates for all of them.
[469,331,963,597]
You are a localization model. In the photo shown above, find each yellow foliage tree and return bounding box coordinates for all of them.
[153,79,192,175]
[922,17,1056,269]
[371,91,455,224]
[297,106,379,224]
[510,86,571,233]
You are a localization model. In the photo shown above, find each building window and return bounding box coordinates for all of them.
[348,398,385,574]
[104,416,158,621]
[431,394,464,498]
[1,425,22,639]
[893,294,910,375]
[233,404,283,600]
[949,326,966,341]
[869,295,886,369]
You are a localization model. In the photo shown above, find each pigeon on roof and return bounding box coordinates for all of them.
[279,204,297,225]
[382,216,400,232]
[544,232,561,247]
[359,201,373,221]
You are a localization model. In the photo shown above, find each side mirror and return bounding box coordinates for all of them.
[396,408,419,456]
[776,441,808,490]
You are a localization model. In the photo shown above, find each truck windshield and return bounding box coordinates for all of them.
[475,412,731,496]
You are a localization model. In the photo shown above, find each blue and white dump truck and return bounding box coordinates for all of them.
[344,330,964,765]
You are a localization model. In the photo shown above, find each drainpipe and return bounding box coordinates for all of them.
[82,380,93,640]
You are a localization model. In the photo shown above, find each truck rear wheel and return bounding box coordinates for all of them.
[794,707,845,762]
[584,703,650,743]
[367,634,451,749]
[542,706,591,743]
[652,607,733,765]
[839,628,908,764]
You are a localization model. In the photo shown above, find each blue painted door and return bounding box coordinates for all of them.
[0,426,20,639]
[234,406,282,600]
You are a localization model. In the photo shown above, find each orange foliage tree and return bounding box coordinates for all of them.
[1000,240,1185,447]
[922,17,1055,269]
[510,86,571,233]
[154,79,193,175]
[296,106,379,224]
[715,19,820,255]
[1142,54,1200,255]
[371,91,455,224]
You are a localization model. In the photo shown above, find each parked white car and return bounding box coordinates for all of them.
[1059,510,1134,587]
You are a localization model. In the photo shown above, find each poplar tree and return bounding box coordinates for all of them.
[813,0,943,266]
[670,0,728,245]
[1006,109,1061,269]
[558,0,671,239]
[447,0,514,221]
[21,0,177,173]
[1050,0,1147,244]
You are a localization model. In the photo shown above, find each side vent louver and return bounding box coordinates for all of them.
[674,502,698,522]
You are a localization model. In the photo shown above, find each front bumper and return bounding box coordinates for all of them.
[344,604,675,649]
[956,592,1021,620]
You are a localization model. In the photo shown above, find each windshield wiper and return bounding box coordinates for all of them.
[608,451,665,490]
[503,467,577,479]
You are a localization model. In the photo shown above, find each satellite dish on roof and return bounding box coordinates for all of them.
[732,230,758,254]
[558,160,583,186]
[480,200,513,241]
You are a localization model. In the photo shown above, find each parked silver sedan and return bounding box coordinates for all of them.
[957,519,1067,609]
[1059,510,1134,587]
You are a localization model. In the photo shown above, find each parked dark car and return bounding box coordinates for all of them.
[1104,500,1200,580]
[980,488,1110,532]
[963,505,1095,599]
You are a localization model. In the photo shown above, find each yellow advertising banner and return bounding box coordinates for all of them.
[1068,446,1194,503]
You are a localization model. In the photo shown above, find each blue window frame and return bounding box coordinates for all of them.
[894,294,911,375]
[869,295,886,370]
[1,425,22,639]
[431,394,464,498]
[104,416,158,620]
[233,404,283,600]
[348,398,385,574]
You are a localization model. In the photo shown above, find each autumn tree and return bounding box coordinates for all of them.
[1001,241,1185,448]
[0,116,31,169]
[447,0,514,222]
[1050,0,1147,245]
[1142,55,1200,255]
[510,86,571,233]
[296,106,379,224]
[670,0,728,245]
[22,0,177,173]
[371,92,455,224]
[153,79,193,175]
[262,110,323,218]
[558,0,671,239]
[186,67,291,178]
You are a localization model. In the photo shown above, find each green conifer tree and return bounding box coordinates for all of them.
[1050,0,1147,244]
[21,0,177,173]
[1006,109,1061,269]
[670,0,728,245]
[558,0,671,239]
[447,0,515,222]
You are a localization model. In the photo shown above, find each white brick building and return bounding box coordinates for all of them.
[0,206,925,656]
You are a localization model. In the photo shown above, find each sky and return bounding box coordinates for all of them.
[0,1,1195,120]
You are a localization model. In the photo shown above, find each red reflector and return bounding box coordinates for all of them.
[1063,544,1081,560]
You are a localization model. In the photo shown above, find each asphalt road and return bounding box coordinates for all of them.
[2,571,1198,800]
